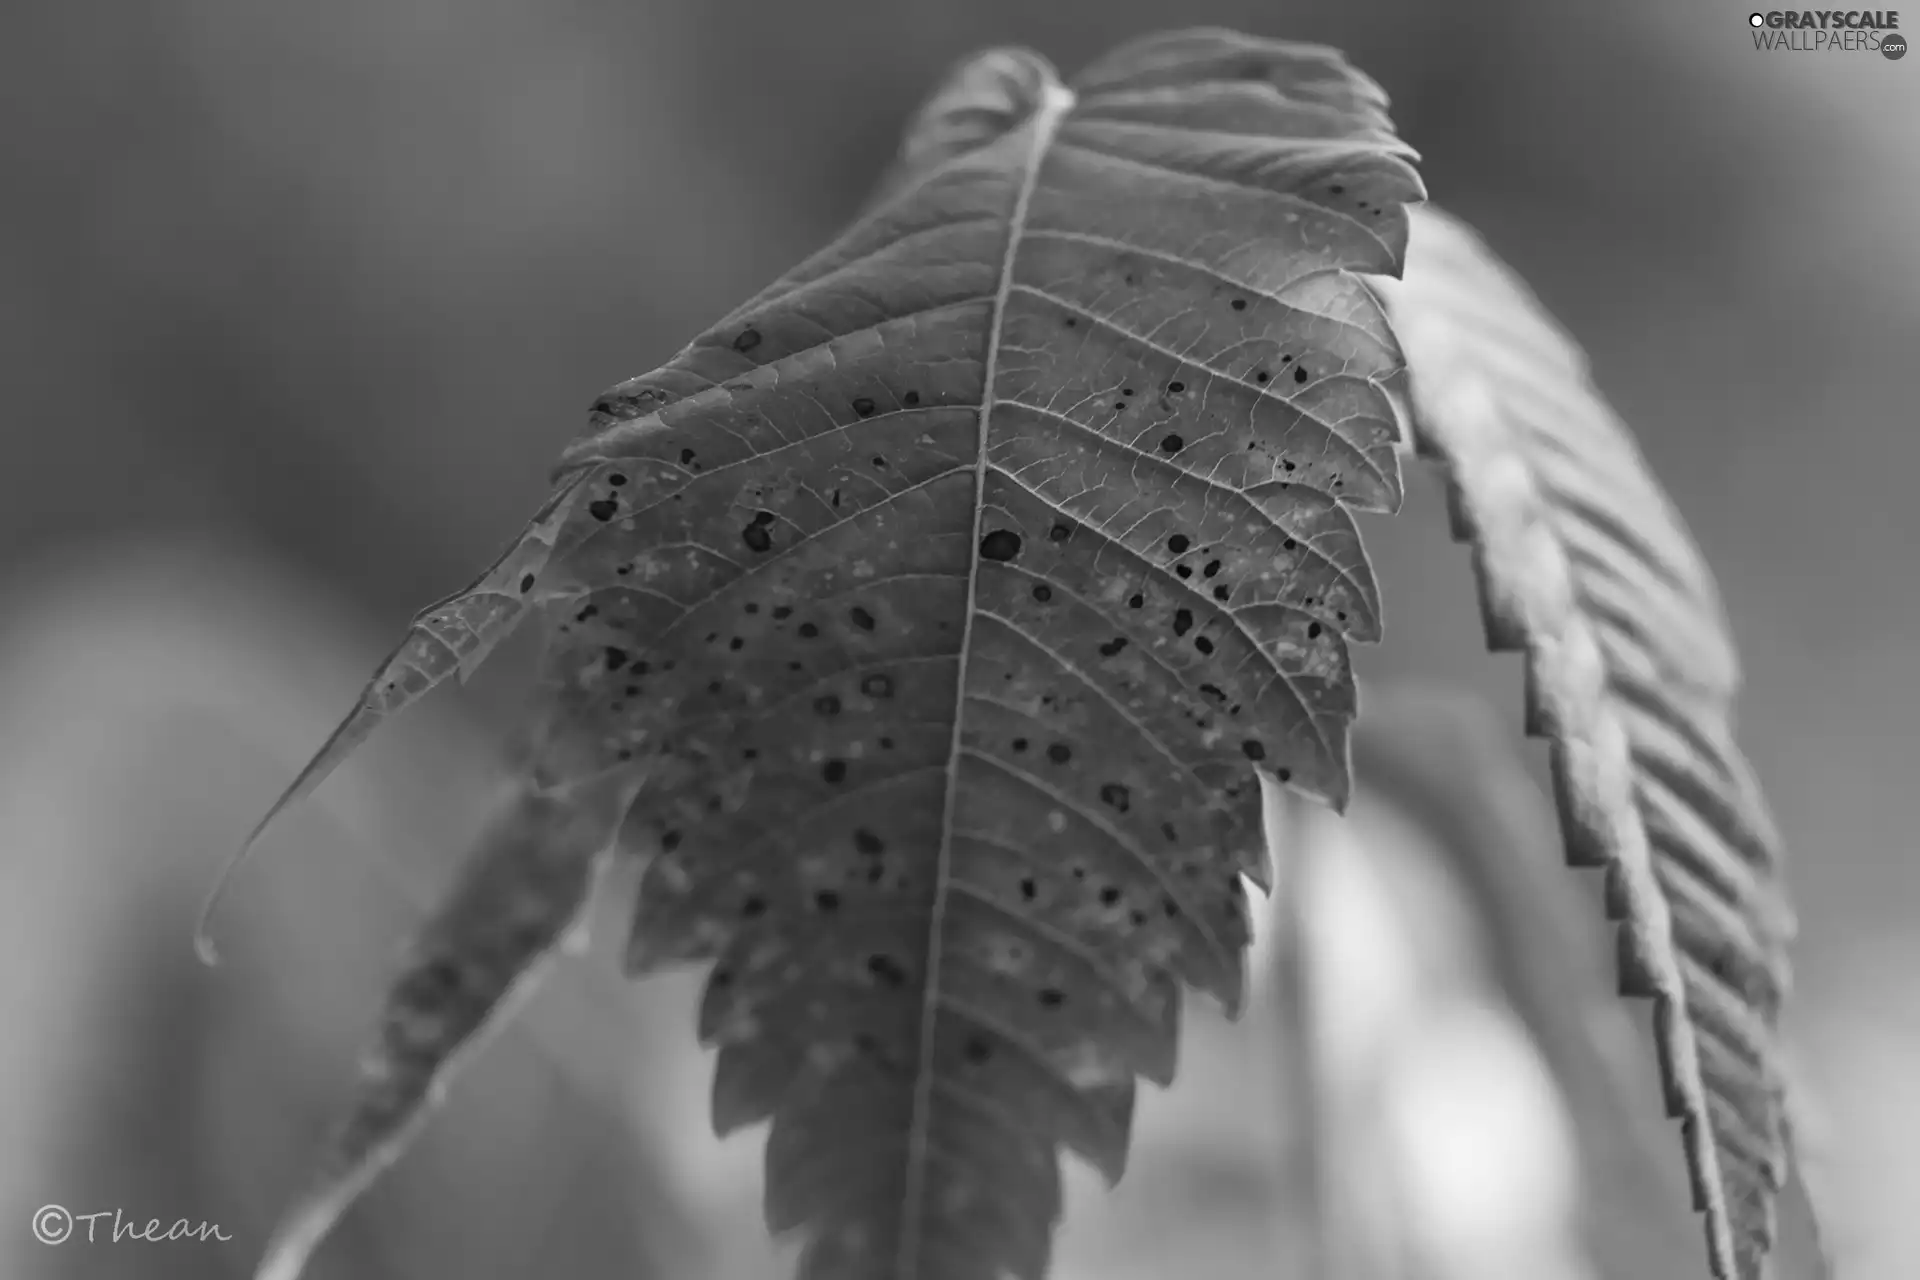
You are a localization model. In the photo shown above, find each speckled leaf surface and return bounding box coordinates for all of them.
[1374,206,1803,1280]
[247,27,1424,1280]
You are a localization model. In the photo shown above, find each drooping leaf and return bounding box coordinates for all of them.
[245,26,1424,1280]
[1373,206,1803,1280]
[1323,686,1704,1279]
[255,772,631,1280]
[194,471,592,964]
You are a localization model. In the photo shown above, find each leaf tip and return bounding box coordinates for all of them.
[192,808,281,968]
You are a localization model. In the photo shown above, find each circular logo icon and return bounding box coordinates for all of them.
[1883,33,1908,59]
[1749,12,1766,27]
[32,1204,73,1246]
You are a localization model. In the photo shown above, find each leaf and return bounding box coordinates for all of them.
[1372,206,1803,1280]
[245,26,1424,1280]
[254,772,631,1280]
[1328,686,1703,1279]
[194,470,592,964]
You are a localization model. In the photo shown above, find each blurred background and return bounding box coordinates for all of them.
[2,1,1914,1277]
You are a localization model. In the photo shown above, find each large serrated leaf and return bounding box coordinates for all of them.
[243,27,1424,1280]
[1374,206,1803,1280]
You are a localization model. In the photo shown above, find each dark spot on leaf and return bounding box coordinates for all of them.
[849,606,876,631]
[1195,636,1214,655]
[852,397,876,417]
[1122,387,1134,397]
[862,673,894,698]
[604,647,631,672]
[1231,298,1247,311]
[606,473,628,488]
[867,954,908,988]
[1031,584,1052,603]
[1255,370,1270,384]
[1049,522,1071,542]
[1167,534,1190,554]
[706,680,722,695]
[854,828,885,855]
[1173,608,1194,636]
[1283,537,1298,551]
[1308,622,1323,639]
[1099,783,1130,812]
[413,959,464,999]
[680,448,697,465]
[1212,585,1231,602]
[1294,365,1308,384]
[588,498,619,522]
[734,327,761,352]
[1160,434,1183,453]
[1203,560,1222,578]
[741,895,767,919]
[904,390,921,406]
[798,622,820,639]
[1019,877,1037,901]
[1047,743,1072,765]
[814,695,841,716]
[519,573,535,593]
[964,1037,992,1065]
[879,736,894,749]
[823,759,847,783]
[1128,593,1144,609]
[1242,739,1266,762]
[1011,738,1028,753]
[1175,565,1192,580]
[979,529,1023,562]
[871,455,887,468]
[661,829,682,851]
[1098,636,1128,658]
[742,522,772,553]
[1277,767,1292,782]
[1330,183,1345,195]
[1099,886,1122,906]
[1063,316,1077,329]
[772,605,792,620]
[1168,381,1185,393]
[1037,988,1065,1008]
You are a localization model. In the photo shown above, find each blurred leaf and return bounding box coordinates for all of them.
[249,26,1425,1280]
[255,773,632,1280]
[1331,687,1702,1279]
[1372,206,1805,1280]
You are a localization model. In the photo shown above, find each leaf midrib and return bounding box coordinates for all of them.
[898,77,1078,1280]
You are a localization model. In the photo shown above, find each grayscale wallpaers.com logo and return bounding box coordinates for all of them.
[1748,10,1906,57]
